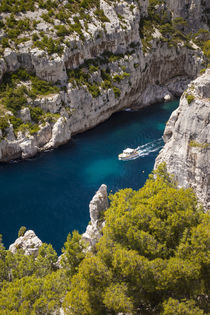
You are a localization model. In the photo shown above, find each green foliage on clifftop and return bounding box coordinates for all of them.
[0,0,112,52]
[0,69,60,135]
[0,165,209,314]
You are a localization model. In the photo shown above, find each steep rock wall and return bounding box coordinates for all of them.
[168,0,210,32]
[155,70,210,210]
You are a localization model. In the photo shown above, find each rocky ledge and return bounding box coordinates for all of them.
[155,70,210,210]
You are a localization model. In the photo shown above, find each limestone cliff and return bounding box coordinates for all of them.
[82,184,108,247]
[9,230,42,256]
[155,70,210,210]
[0,0,209,161]
[168,0,210,32]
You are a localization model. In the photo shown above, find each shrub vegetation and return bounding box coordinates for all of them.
[0,0,111,53]
[18,226,27,237]
[0,116,9,136]
[0,69,60,135]
[186,94,195,104]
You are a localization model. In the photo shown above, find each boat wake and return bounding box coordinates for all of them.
[136,138,163,158]
[118,138,163,161]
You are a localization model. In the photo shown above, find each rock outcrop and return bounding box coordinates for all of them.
[168,0,210,32]
[82,184,109,246]
[155,70,210,210]
[9,230,42,256]
[0,0,209,162]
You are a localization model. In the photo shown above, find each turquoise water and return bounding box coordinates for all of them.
[0,100,178,252]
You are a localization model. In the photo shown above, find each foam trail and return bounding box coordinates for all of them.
[119,138,163,161]
[136,138,163,158]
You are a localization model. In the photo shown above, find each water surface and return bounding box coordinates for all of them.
[0,100,178,252]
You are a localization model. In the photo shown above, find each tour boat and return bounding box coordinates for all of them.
[118,148,139,161]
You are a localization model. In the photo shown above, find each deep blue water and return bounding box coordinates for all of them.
[0,100,178,252]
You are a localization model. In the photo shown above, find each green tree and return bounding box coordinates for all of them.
[63,254,112,315]
[0,116,9,135]
[35,243,58,277]
[0,270,69,314]
[62,164,209,314]
[0,165,208,314]
[5,249,35,281]
[103,283,133,313]
[18,226,27,237]
[61,230,86,277]
[0,235,8,287]
[162,298,204,315]
[4,86,27,113]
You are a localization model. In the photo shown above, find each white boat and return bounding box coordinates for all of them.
[118,148,139,161]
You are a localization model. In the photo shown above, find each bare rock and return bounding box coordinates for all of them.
[31,48,67,85]
[155,70,210,210]
[89,184,109,223]
[6,125,16,141]
[0,139,22,162]
[44,117,71,149]
[19,137,39,159]
[82,184,109,247]
[100,0,120,31]
[0,58,7,81]
[9,230,42,256]
[19,107,31,123]
[35,93,63,114]
[166,76,191,97]
[167,0,209,32]
[137,84,174,106]
[4,48,20,72]
[37,123,52,147]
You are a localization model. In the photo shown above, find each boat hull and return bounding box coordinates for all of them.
[118,153,139,161]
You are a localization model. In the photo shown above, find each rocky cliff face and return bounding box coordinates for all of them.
[82,184,109,247]
[155,70,210,210]
[168,0,210,32]
[9,230,42,256]
[0,0,209,161]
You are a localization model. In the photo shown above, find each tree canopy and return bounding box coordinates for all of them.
[0,164,209,314]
